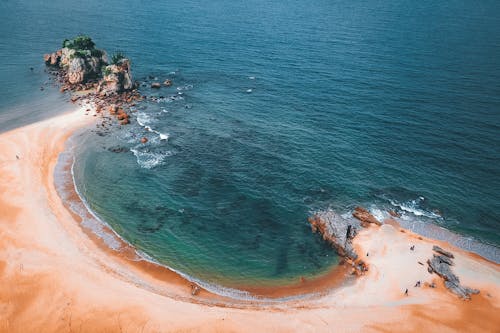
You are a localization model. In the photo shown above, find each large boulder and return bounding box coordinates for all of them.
[67,57,86,84]
[43,50,62,66]
[60,47,75,68]
[308,209,360,261]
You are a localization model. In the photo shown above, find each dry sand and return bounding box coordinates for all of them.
[0,108,499,332]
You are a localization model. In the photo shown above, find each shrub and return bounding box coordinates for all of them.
[64,35,95,51]
[70,49,91,60]
[90,49,104,57]
[102,66,112,76]
[111,52,126,65]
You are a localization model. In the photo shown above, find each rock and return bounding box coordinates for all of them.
[68,57,86,84]
[163,79,172,86]
[50,53,60,66]
[388,210,400,217]
[308,209,360,261]
[433,254,454,266]
[60,47,75,68]
[432,245,454,259]
[140,137,148,144]
[444,281,473,300]
[427,253,479,299]
[191,284,200,296]
[116,111,128,120]
[108,147,129,153]
[108,105,118,114]
[43,52,61,66]
[427,257,459,284]
[97,59,134,94]
[151,82,161,88]
[352,207,382,226]
[120,119,130,125]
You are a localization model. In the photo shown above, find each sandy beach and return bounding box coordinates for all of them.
[0,108,499,332]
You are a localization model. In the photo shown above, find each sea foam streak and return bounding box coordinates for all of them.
[388,196,442,220]
[130,148,172,169]
[137,112,169,141]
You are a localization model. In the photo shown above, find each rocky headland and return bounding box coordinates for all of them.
[309,207,484,300]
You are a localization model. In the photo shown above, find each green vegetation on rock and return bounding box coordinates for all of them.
[111,52,126,65]
[102,66,113,76]
[64,35,96,51]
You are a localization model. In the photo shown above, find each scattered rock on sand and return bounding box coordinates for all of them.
[432,245,454,259]
[433,253,454,266]
[427,246,479,299]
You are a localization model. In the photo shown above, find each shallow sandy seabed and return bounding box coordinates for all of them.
[0,108,499,332]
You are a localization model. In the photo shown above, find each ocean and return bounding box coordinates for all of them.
[1,0,499,287]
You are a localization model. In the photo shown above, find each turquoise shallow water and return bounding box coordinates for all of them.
[1,0,500,286]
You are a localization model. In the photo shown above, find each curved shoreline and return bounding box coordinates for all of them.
[0,107,499,332]
[56,125,351,302]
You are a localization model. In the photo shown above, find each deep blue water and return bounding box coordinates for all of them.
[1,0,500,286]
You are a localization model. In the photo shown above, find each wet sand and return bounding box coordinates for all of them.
[0,108,499,332]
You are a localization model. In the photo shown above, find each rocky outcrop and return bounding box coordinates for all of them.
[43,50,62,66]
[43,46,107,85]
[427,247,479,299]
[352,207,382,226]
[97,59,134,95]
[44,36,144,128]
[67,51,107,84]
[44,36,118,87]
[309,210,360,261]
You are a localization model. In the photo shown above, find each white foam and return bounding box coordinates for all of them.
[176,84,193,91]
[314,205,499,263]
[130,148,171,169]
[389,197,441,220]
[246,89,253,93]
[369,206,387,222]
[248,76,255,80]
[136,112,151,127]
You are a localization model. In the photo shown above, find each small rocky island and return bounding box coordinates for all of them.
[44,35,142,125]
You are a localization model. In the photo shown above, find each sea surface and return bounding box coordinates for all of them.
[1,0,499,287]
